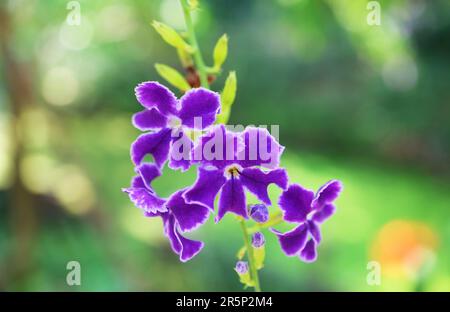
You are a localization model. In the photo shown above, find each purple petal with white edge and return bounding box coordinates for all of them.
[167,190,210,232]
[130,128,172,167]
[131,175,145,188]
[176,231,204,262]
[168,130,193,172]
[270,223,308,256]
[144,211,163,217]
[299,239,317,263]
[191,125,244,169]
[135,163,161,190]
[216,177,247,222]
[278,184,314,223]
[122,187,167,214]
[311,204,336,223]
[163,213,182,254]
[237,127,284,169]
[177,88,220,129]
[135,81,178,116]
[307,220,322,244]
[183,167,226,211]
[240,167,288,205]
[164,213,204,262]
[132,108,168,131]
[311,180,342,210]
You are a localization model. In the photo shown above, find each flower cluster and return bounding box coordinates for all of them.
[123,81,342,263]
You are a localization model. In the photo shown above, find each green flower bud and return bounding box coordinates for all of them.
[155,63,191,92]
[152,21,194,53]
[216,71,237,124]
[213,34,228,71]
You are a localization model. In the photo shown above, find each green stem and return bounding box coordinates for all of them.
[247,211,283,234]
[179,0,209,88]
[239,219,261,292]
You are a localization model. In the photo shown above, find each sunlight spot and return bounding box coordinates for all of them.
[42,66,79,106]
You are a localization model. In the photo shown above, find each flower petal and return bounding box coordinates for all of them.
[135,81,177,116]
[163,213,182,254]
[311,180,342,210]
[131,175,145,188]
[299,239,317,263]
[278,184,314,223]
[183,167,226,211]
[168,130,193,172]
[163,213,204,262]
[176,232,204,262]
[216,177,247,222]
[270,224,308,256]
[237,127,284,169]
[135,163,161,190]
[240,168,288,205]
[311,204,336,223]
[132,108,168,131]
[192,125,243,169]
[178,88,220,129]
[167,190,210,232]
[307,220,322,244]
[122,187,167,214]
[130,128,172,167]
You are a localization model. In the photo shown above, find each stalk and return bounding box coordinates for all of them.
[239,219,261,292]
[179,0,209,88]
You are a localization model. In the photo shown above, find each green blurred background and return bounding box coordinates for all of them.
[0,0,449,291]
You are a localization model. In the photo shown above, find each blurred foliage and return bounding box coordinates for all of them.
[0,0,449,291]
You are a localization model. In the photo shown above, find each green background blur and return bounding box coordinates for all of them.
[0,0,449,291]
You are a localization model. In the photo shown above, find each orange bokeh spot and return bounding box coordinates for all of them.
[370,220,438,277]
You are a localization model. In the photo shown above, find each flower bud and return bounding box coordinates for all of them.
[251,232,265,248]
[249,204,269,223]
[213,34,228,71]
[235,260,249,275]
[155,63,191,92]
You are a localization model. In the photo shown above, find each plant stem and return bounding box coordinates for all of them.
[239,219,261,292]
[247,212,283,234]
[179,0,209,88]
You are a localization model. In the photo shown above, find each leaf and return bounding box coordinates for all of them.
[152,21,194,53]
[213,34,228,71]
[155,64,191,92]
[216,71,237,124]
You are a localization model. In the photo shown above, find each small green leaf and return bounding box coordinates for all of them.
[236,246,246,260]
[213,34,228,71]
[152,21,194,53]
[216,71,237,124]
[253,246,265,270]
[155,63,191,92]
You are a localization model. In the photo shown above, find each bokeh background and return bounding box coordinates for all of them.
[0,0,449,291]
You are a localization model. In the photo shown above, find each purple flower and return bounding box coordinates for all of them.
[271,180,342,262]
[184,125,288,222]
[131,82,220,171]
[249,204,269,223]
[235,261,249,274]
[252,232,265,248]
[122,163,210,262]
